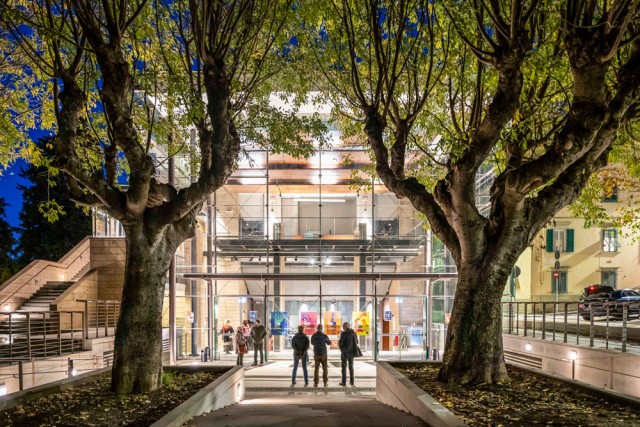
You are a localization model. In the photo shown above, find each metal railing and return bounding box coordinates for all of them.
[0,311,85,361]
[0,355,102,394]
[77,299,120,339]
[502,301,639,352]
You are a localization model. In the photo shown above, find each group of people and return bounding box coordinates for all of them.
[292,321,358,387]
[220,319,359,387]
[220,318,267,367]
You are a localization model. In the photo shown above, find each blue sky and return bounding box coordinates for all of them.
[0,158,30,231]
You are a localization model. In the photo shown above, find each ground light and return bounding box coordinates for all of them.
[524,343,532,352]
[569,350,577,379]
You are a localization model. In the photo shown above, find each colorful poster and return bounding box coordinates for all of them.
[352,311,370,336]
[323,311,341,335]
[270,312,289,336]
[299,311,318,335]
[249,310,258,323]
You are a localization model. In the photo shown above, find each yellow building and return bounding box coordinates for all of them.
[514,188,640,302]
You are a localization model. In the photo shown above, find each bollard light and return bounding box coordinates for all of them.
[569,350,577,360]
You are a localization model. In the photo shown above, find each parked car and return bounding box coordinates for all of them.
[578,284,640,320]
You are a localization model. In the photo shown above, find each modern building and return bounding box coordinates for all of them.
[86,95,468,362]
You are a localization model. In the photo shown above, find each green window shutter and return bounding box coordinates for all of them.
[566,229,574,252]
[546,229,554,252]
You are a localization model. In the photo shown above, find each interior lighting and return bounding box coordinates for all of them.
[300,301,309,312]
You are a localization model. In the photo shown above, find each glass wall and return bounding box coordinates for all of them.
[91,131,463,363]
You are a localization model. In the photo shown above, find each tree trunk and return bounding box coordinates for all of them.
[437,262,510,384]
[111,228,175,394]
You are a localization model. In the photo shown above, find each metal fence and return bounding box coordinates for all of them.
[77,299,120,339]
[501,301,639,352]
[0,311,85,360]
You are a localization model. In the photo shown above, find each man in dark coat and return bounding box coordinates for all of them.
[338,321,357,386]
[310,324,331,387]
[250,319,267,366]
[290,325,310,386]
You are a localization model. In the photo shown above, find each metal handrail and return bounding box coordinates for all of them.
[0,243,91,307]
[0,311,85,362]
[77,299,121,339]
[502,300,638,352]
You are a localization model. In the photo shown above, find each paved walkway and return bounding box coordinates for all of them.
[184,360,426,426]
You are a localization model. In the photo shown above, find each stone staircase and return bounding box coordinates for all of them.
[0,275,85,360]
[17,281,75,312]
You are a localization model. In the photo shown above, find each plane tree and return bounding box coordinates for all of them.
[303,0,640,384]
[0,0,320,393]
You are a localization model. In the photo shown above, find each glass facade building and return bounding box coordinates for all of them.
[92,106,462,362]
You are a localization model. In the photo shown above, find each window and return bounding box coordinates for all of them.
[546,228,574,252]
[602,228,619,252]
[551,271,568,293]
[240,219,264,236]
[601,270,617,288]
[374,219,399,236]
[603,186,618,202]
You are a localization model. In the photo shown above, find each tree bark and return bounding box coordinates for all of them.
[437,261,511,384]
[110,226,177,394]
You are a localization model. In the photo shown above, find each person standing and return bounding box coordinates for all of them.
[339,321,357,386]
[290,325,310,386]
[251,319,267,366]
[242,319,253,351]
[235,325,247,365]
[220,319,234,355]
[311,324,331,387]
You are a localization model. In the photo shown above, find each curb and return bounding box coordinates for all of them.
[376,361,466,427]
[151,365,244,427]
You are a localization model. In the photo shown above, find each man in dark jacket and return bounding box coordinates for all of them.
[338,321,357,386]
[310,324,331,387]
[250,319,267,366]
[290,325,310,386]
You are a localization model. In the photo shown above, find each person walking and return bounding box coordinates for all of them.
[251,319,267,366]
[310,324,331,387]
[235,325,248,365]
[338,321,357,386]
[290,325,310,386]
[220,319,234,355]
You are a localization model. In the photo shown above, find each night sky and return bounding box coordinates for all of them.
[0,158,30,233]
[1,130,53,233]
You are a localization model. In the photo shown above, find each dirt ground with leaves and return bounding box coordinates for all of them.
[0,370,221,426]
[399,364,640,426]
